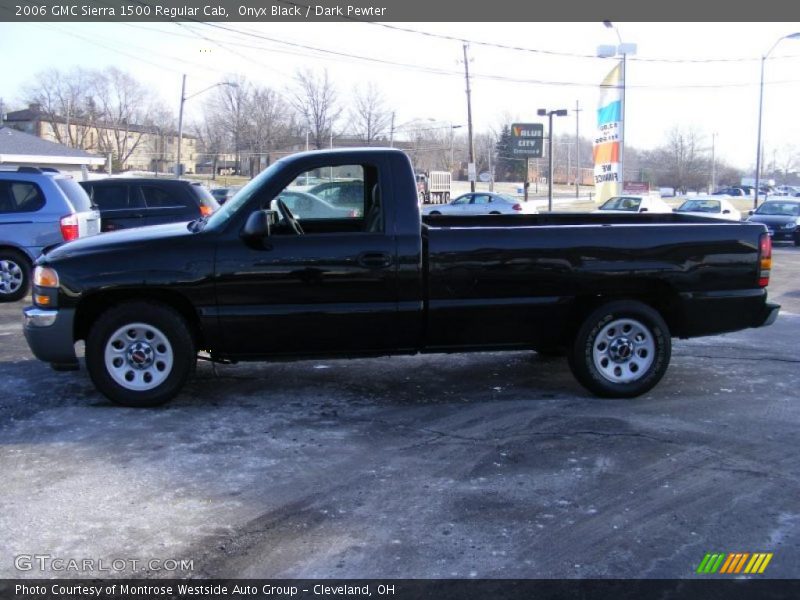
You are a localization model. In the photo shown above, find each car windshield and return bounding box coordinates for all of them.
[755,202,800,216]
[599,196,642,211]
[203,160,286,230]
[678,199,720,213]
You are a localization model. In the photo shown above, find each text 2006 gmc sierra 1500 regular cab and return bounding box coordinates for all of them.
[23,148,779,407]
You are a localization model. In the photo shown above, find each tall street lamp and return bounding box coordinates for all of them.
[538,108,568,211]
[175,75,238,177]
[754,32,800,207]
[598,21,637,193]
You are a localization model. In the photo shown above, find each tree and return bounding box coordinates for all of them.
[289,69,341,149]
[246,85,292,171]
[349,83,392,145]
[494,125,526,182]
[207,75,251,174]
[23,67,98,149]
[647,126,710,193]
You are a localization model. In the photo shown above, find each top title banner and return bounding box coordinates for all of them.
[3,0,800,21]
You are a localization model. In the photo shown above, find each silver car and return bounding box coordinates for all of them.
[422,192,537,216]
[271,190,359,219]
[0,167,101,302]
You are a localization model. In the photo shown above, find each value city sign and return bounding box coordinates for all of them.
[510,123,544,157]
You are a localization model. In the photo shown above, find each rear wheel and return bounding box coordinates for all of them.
[429,211,441,216]
[86,301,196,407]
[0,249,30,302]
[568,300,671,398]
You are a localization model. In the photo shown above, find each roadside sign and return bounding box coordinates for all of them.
[468,162,477,182]
[510,123,544,157]
[479,171,491,182]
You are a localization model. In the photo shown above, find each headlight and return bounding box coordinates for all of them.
[784,222,797,229]
[33,266,59,288]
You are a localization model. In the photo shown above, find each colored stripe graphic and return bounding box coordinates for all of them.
[597,101,621,125]
[698,552,773,574]
[593,142,620,164]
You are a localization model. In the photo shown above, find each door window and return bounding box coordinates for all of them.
[0,181,45,213]
[91,185,132,210]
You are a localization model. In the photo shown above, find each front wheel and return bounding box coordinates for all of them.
[568,300,671,398]
[86,301,196,407]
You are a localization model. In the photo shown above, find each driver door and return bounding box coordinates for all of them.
[213,161,402,358]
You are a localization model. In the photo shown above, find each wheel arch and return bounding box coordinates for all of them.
[566,280,684,341]
[74,289,206,348]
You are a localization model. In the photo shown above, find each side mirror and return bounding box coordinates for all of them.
[672,208,677,212]
[748,210,754,216]
[242,209,273,239]
[722,209,731,214]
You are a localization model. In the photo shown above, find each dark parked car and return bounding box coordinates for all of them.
[747,200,800,245]
[79,178,218,231]
[24,148,778,407]
[210,186,241,205]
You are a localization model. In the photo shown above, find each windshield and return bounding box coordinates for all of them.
[755,202,800,216]
[678,199,720,213]
[599,196,642,211]
[203,160,286,230]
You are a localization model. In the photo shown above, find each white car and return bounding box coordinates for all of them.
[422,192,537,216]
[594,195,673,214]
[271,190,358,219]
[674,197,742,221]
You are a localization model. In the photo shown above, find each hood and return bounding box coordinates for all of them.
[748,214,798,225]
[43,222,195,262]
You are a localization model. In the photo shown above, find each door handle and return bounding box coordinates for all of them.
[358,252,393,269]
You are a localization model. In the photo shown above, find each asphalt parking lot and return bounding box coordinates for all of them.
[1,246,799,579]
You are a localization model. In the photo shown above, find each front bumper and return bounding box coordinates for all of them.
[23,306,78,368]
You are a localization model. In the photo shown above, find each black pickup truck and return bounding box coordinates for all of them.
[23,149,779,407]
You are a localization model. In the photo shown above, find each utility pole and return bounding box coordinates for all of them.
[575,100,582,198]
[175,74,186,177]
[711,132,717,192]
[389,111,395,148]
[462,43,476,193]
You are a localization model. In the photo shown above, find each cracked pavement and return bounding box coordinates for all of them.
[0,246,798,579]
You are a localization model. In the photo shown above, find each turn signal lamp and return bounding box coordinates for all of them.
[33,266,60,288]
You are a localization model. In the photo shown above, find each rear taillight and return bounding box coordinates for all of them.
[200,204,214,217]
[758,233,772,287]
[512,204,523,211]
[60,215,79,241]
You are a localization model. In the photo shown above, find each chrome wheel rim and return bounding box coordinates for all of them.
[0,260,23,296]
[592,318,655,384]
[104,323,173,391]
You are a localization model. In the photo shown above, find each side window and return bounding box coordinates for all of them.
[141,186,189,209]
[278,165,367,224]
[92,185,132,210]
[452,196,470,205]
[472,195,491,205]
[0,181,45,213]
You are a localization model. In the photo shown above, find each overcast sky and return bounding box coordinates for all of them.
[1,20,799,170]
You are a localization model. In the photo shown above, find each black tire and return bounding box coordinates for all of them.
[568,300,671,398]
[429,211,441,216]
[0,249,31,303]
[794,234,800,247]
[86,301,196,407]
[490,211,501,215]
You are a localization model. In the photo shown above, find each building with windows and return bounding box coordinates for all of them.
[3,104,197,174]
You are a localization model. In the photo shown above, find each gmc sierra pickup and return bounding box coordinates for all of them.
[23,148,779,407]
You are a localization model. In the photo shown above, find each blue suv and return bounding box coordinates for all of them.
[0,167,101,301]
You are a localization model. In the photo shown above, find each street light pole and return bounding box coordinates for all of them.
[754,32,800,208]
[175,76,238,178]
[538,108,568,212]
